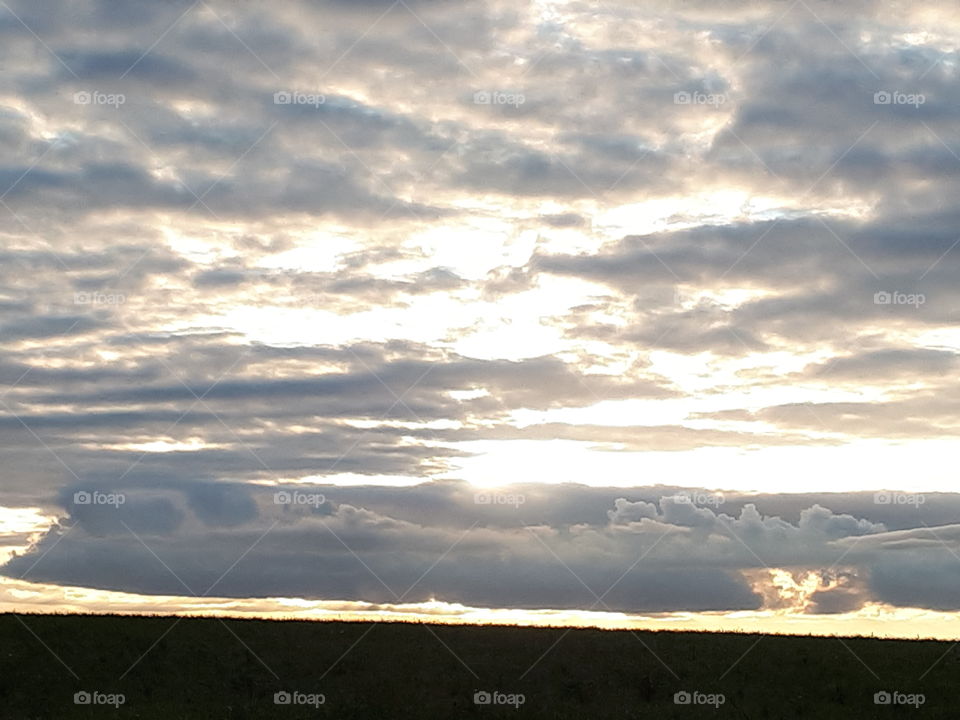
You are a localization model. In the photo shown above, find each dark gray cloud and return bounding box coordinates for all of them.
[8,481,960,613]
[805,572,871,615]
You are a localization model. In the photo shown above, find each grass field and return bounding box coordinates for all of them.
[0,613,955,718]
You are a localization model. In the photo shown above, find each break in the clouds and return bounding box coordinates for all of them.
[1,0,960,628]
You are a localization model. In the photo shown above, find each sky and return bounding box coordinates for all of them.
[1,0,960,644]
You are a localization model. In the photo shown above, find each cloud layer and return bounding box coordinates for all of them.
[1,0,959,620]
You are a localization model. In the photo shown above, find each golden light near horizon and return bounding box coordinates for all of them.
[4,572,960,642]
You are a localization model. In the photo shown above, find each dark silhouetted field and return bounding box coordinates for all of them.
[0,613,955,718]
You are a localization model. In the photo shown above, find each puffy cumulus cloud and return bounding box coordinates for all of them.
[607,497,884,556]
[607,497,658,523]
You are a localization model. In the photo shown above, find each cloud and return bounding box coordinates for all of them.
[10,483,947,615]
[805,571,870,615]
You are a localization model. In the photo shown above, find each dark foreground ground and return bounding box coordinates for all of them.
[0,613,956,719]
